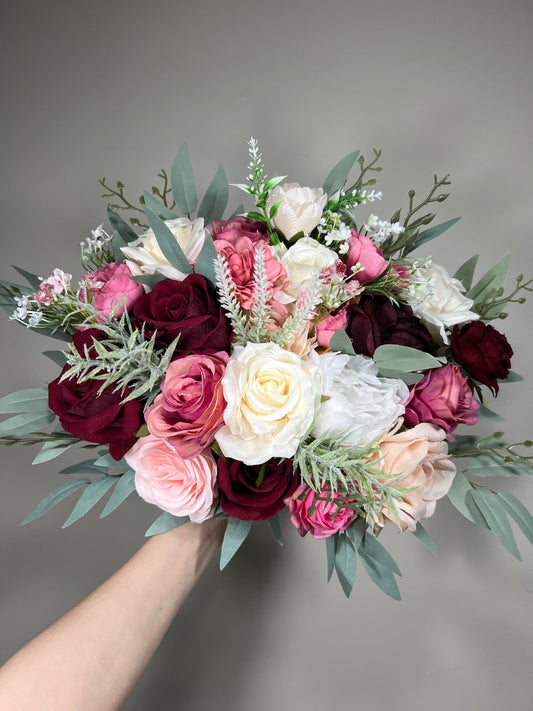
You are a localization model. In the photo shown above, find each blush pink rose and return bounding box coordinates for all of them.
[83,262,144,319]
[124,434,217,522]
[315,306,348,348]
[345,230,388,283]
[370,422,456,532]
[404,364,480,438]
[146,352,229,458]
[287,484,355,539]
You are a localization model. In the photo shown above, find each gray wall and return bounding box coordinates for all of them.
[1,1,532,709]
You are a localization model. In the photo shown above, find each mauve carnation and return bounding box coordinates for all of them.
[347,295,434,357]
[404,364,480,437]
[146,352,228,458]
[83,262,144,320]
[345,230,389,283]
[287,484,354,539]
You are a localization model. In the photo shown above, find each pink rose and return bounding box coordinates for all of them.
[124,434,217,522]
[83,262,144,319]
[370,422,456,532]
[315,306,348,348]
[345,230,388,283]
[287,484,355,539]
[146,352,229,458]
[404,364,480,438]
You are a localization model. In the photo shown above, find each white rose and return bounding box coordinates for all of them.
[312,352,409,448]
[121,217,207,281]
[279,237,338,300]
[266,183,327,239]
[408,261,479,344]
[215,342,322,465]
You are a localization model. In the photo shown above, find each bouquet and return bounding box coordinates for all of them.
[1,138,532,600]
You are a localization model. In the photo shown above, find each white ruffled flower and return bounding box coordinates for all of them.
[312,352,409,448]
[121,217,207,281]
[266,183,327,239]
[406,259,479,344]
[215,342,322,466]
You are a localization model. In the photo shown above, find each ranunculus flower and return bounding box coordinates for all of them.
[266,183,327,239]
[315,306,348,348]
[287,484,355,539]
[450,321,513,394]
[215,342,322,465]
[407,260,479,344]
[404,364,480,436]
[312,352,408,448]
[369,422,456,532]
[345,230,389,282]
[48,330,143,460]
[133,273,232,354]
[83,262,144,320]
[121,217,207,280]
[346,295,435,357]
[210,216,269,241]
[125,435,217,523]
[146,352,229,458]
[217,457,298,520]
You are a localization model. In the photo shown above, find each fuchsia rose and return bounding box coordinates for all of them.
[83,262,144,320]
[345,230,388,283]
[125,434,217,523]
[212,221,287,309]
[287,484,355,539]
[404,364,480,437]
[315,306,348,348]
[146,352,229,458]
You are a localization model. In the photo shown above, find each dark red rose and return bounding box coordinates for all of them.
[217,457,299,521]
[48,330,143,460]
[346,295,434,357]
[450,321,513,394]
[132,273,232,354]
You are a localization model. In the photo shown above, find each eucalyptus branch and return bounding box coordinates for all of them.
[345,149,383,193]
[99,178,144,214]
[400,173,451,228]
[473,274,533,320]
[0,431,81,447]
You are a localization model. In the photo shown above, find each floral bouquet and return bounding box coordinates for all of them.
[1,138,532,599]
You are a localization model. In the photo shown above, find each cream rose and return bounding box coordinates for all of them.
[266,183,327,239]
[408,260,479,344]
[215,342,322,465]
[121,217,207,281]
[279,236,338,300]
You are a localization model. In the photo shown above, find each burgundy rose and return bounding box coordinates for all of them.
[48,330,143,460]
[346,295,434,357]
[450,321,513,394]
[217,457,299,520]
[132,273,232,354]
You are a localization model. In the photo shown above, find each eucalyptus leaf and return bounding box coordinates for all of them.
[358,533,401,575]
[62,477,118,528]
[198,164,229,223]
[476,402,505,421]
[59,459,107,475]
[145,206,192,276]
[0,410,55,437]
[358,535,401,600]
[447,472,488,527]
[0,387,49,414]
[325,534,337,582]
[111,230,127,263]
[107,206,139,244]
[347,518,366,550]
[43,350,68,368]
[470,487,521,560]
[268,515,283,547]
[377,369,424,385]
[220,518,252,570]
[453,255,479,291]
[129,274,167,288]
[334,533,357,597]
[21,478,90,525]
[32,438,75,465]
[142,191,177,220]
[171,144,197,216]
[464,489,490,529]
[329,330,356,356]
[498,492,533,545]
[323,151,359,198]
[194,234,218,286]
[467,252,511,303]
[502,370,523,383]
[465,453,532,477]
[145,511,189,537]
[403,217,461,256]
[412,522,438,556]
[373,344,444,373]
[12,266,42,290]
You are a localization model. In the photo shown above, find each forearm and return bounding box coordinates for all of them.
[0,518,223,711]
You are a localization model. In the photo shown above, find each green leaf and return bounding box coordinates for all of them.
[453,255,479,291]
[325,534,337,582]
[498,492,533,546]
[12,266,42,290]
[171,144,197,216]
[32,438,75,465]
[0,411,55,437]
[329,329,356,356]
[358,533,401,575]
[144,206,192,276]
[62,477,117,528]
[334,533,357,597]
[467,252,511,303]
[502,370,523,383]
[470,487,521,560]
[220,518,252,570]
[376,369,424,385]
[323,151,360,198]
[21,478,90,525]
[107,206,139,244]
[111,230,127,263]
[43,350,68,368]
[412,522,438,556]
[268,514,283,547]
[142,191,177,220]
[145,511,189,536]
[358,534,401,600]
[0,387,49,414]
[198,164,229,223]
[403,218,461,256]
[59,459,106,475]
[347,518,366,550]
[476,402,505,421]
[465,453,533,477]
[194,234,218,286]
[447,472,488,527]
[129,274,166,288]
[373,344,444,373]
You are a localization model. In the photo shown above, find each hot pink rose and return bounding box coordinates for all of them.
[124,434,217,522]
[315,306,348,348]
[287,484,355,539]
[146,352,229,458]
[83,262,144,319]
[404,364,480,437]
[345,230,388,283]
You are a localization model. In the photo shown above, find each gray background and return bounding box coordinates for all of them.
[1,1,532,709]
